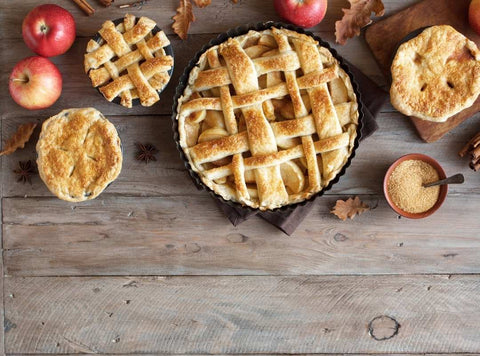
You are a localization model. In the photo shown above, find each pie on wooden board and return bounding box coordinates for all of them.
[390,25,480,122]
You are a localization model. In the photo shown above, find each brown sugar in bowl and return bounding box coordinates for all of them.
[383,153,448,219]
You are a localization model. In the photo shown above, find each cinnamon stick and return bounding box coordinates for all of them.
[459,132,480,157]
[472,145,480,160]
[471,133,480,147]
[71,0,95,15]
[471,161,480,171]
[459,131,480,171]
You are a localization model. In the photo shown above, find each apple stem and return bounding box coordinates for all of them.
[11,78,29,83]
[40,24,48,33]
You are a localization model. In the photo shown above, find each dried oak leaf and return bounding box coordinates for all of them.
[192,0,211,8]
[172,0,195,40]
[0,122,37,156]
[331,196,370,221]
[335,0,385,45]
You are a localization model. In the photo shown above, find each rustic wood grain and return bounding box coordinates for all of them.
[3,111,480,198]
[0,0,417,40]
[0,35,386,120]
[365,0,479,78]
[365,0,480,142]
[8,355,479,356]
[2,0,480,354]
[0,34,215,118]
[410,101,480,143]
[0,113,4,355]
[5,275,480,354]
[6,355,480,356]
[0,232,4,355]
[1,114,200,198]
[0,0,418,119]
[3,194,480,276]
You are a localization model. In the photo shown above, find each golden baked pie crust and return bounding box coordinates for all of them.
[176,28,359,210]
[84,14,173,108]
[390,25,480,122]
[37,108,123,202]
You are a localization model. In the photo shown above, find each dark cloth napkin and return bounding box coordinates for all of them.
[214,64,388,235]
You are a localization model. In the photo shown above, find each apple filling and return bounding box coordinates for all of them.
[178,27,359,210]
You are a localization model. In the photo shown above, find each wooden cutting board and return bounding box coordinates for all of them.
[365,0,480,142]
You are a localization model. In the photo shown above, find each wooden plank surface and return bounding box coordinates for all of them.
[0,34,386,120]
[0,85,4,356]
[3,112,480,198]
[0,208,4,355]
[0,0,416,39]
[6,354,479,356]
[0,1,418,120]
[5,275,480,354]
[3,195,480,276]
[1,0,480,354]
[1,114,199,198]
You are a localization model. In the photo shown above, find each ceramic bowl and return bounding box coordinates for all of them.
[383,153,447,219]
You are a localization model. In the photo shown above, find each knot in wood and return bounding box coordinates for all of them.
[333,232,348,242]
[4,318,17,333]
[185,243,201,253]
[226,233,248,243]
[368,315,400,341]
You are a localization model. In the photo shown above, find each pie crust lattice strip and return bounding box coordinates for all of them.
[84,14,174,108]
[176,27,360,210]
[37,108,123,202]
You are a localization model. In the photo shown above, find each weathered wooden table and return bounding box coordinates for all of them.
[1,0,479,354]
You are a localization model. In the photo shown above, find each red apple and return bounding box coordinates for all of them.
[470,0,480,35]
[274,0,328,28]
[22,4,76,57]
[9,56,63,110]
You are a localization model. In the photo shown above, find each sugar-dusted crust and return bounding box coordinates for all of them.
[37,108,123,202]
[84,13,173,108]
[176,28,359,210]
[391,25,480,122]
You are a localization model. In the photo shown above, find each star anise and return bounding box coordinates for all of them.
[13,160,37,184]
[135,143,158,164]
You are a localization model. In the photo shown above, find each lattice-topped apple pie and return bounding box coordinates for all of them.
[84,14,173,108]
[176,27,359,210]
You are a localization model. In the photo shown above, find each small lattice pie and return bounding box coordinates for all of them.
[176,27,359,210]
[84,14,173,108]
[391,25,480,122]
[37,108,123,202]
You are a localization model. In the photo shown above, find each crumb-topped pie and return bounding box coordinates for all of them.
[391,25,480,122]
[84,14,174,108]
[37,108,123,202]
[176,27,359,210]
